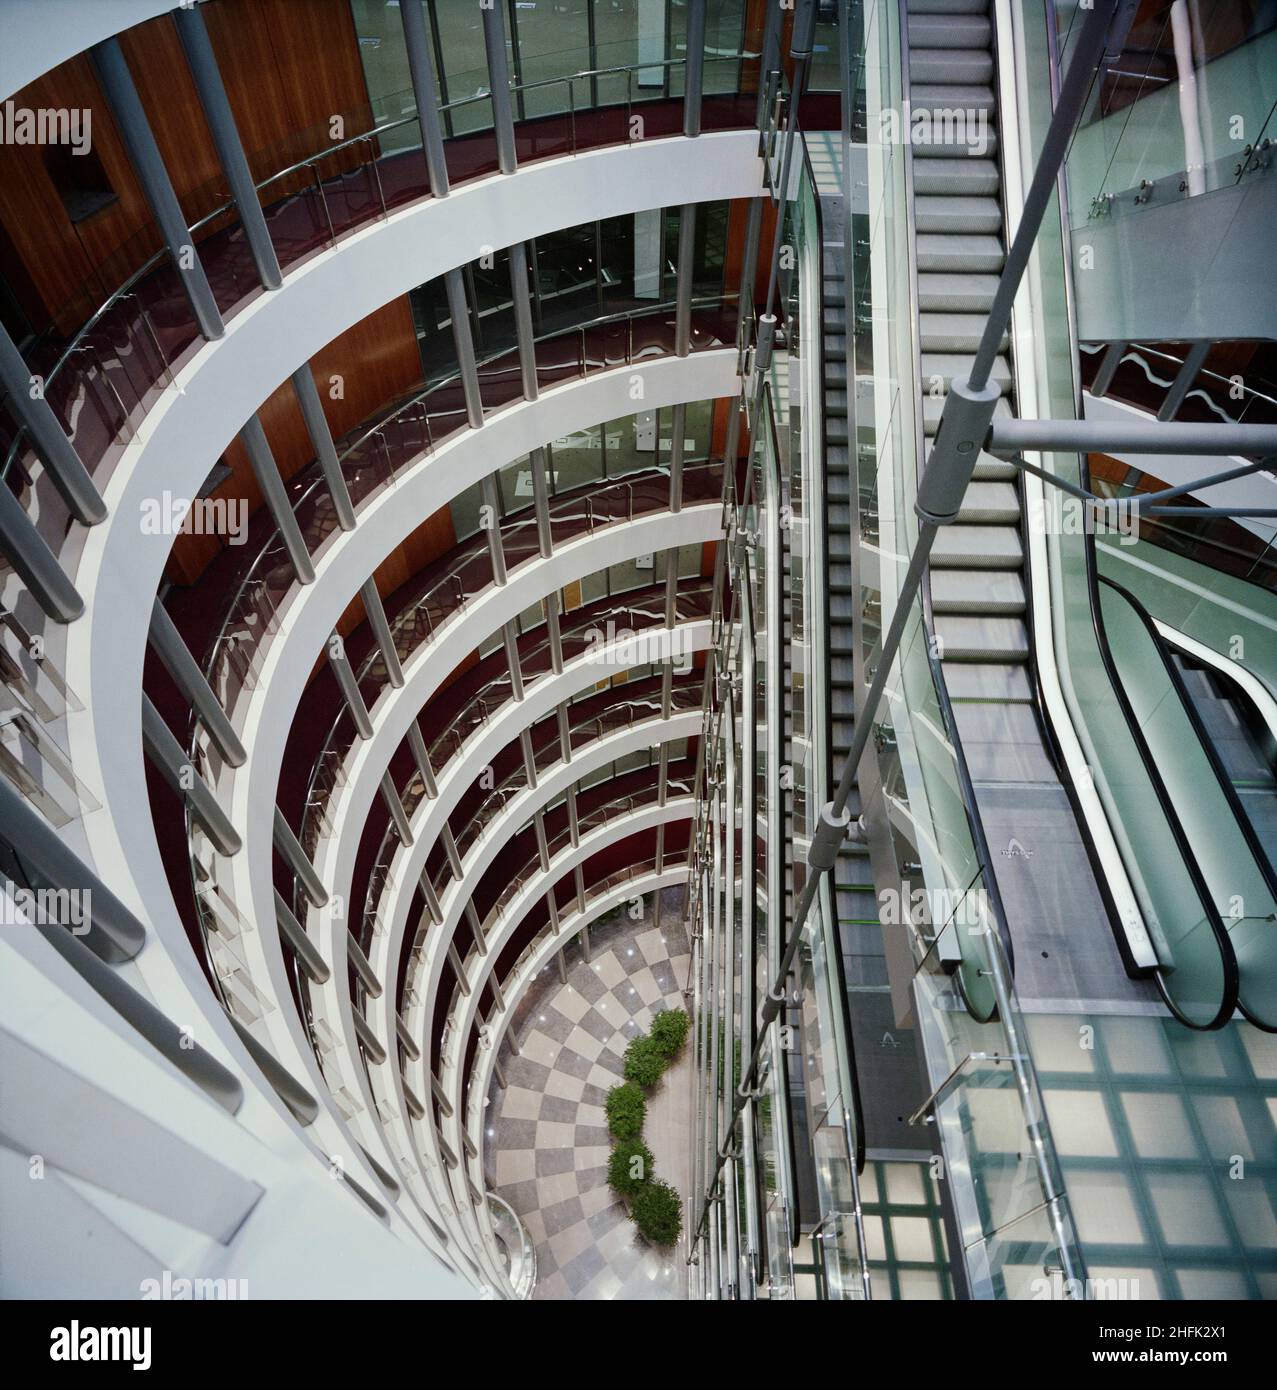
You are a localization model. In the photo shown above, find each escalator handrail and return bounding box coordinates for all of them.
[1085,570,1239,1028]
[1099,572,1276,1030]
[894,0,1016,991]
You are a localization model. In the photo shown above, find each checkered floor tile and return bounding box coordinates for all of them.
[483,888,692,1300]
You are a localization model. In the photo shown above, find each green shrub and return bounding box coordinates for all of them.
[632,1179,682,1246]
[608,1137,654,1197]
[605,1082,646,1140]
[623,1034,667,1088]
[650,1008,690,1059]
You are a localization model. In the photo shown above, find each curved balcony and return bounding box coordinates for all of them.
[195,561,715,1257]
[421,767,697,1097]
[82,333,733,1018]
[347,627,709,962]
[396,745,697,1219]
[2,52,760,601]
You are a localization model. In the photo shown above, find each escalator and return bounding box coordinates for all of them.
[818,141,932,1156]
[1171,647,1277,861]
[1096,576,1277,1030]
[902,0,1154,1010]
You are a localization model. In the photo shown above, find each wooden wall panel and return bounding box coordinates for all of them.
[0,57,155,334]
[166,294,422,584]
[0,0,372,336]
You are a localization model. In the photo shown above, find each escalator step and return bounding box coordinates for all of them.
[908,14,993,50]
[908,47,994,86]
[917,271,1000,312]
[910,84,997,117]
[931,524,1023,568]
[943,662,1034,701]
[956,480,1020,523]
[916,233,1005,274]
[911,128,999,159]
[914,195,1003,235]
[935,614,1030,662]
[973,451,1019,480]
[921,351,1014,393]
[931,569,1025,615]
[920,311,1008,353]
[912,157,1000,197]
[907,0,990,13]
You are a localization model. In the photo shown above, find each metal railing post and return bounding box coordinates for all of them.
[148,599,245,767]
[0,327,105,526]
[90,38,224,340]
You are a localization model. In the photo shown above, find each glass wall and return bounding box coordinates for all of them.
[407,203,733,379]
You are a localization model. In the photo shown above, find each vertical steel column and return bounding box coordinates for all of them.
[240,416,314,584]
[557,704,572,764]
[148,599,245,767]
[0,487,83,623]
[546,589,564,673]
[683,0,707,137]
[441,825,464,879]
[482,475,508,584]
[482,0,518,174]
[531,448,552,556]
[420,871,445,925]
[360,580,405,687]
[1089,341,1127,398]
[669,402,686,514]
[1158,340,1211,421]
[292,365,355,530]
[534,810,551,871]
[502,621,524,699]
[0,777,146,962]
[408,721,438,797]
[520,729,538,789]
[273,806,328,908]
[0,326,105,525]
[446,269,485,429]
[381,771,414,844]
[400,0,451,195]
[447,941,472,992]
[567,786,581,848]
[739,579,761,1289]
[90,38,223,340]
[737,198,765,352]
[509,243,539,401]
[465,899,489,955]
[174,3,282,291]
[753,0,782,129]
[722,684,740,1295]
[674,205,699,355]
[330,633,374,739]
[141,697,240,856]
[706,828,723,1298]
[547,889,562,936]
